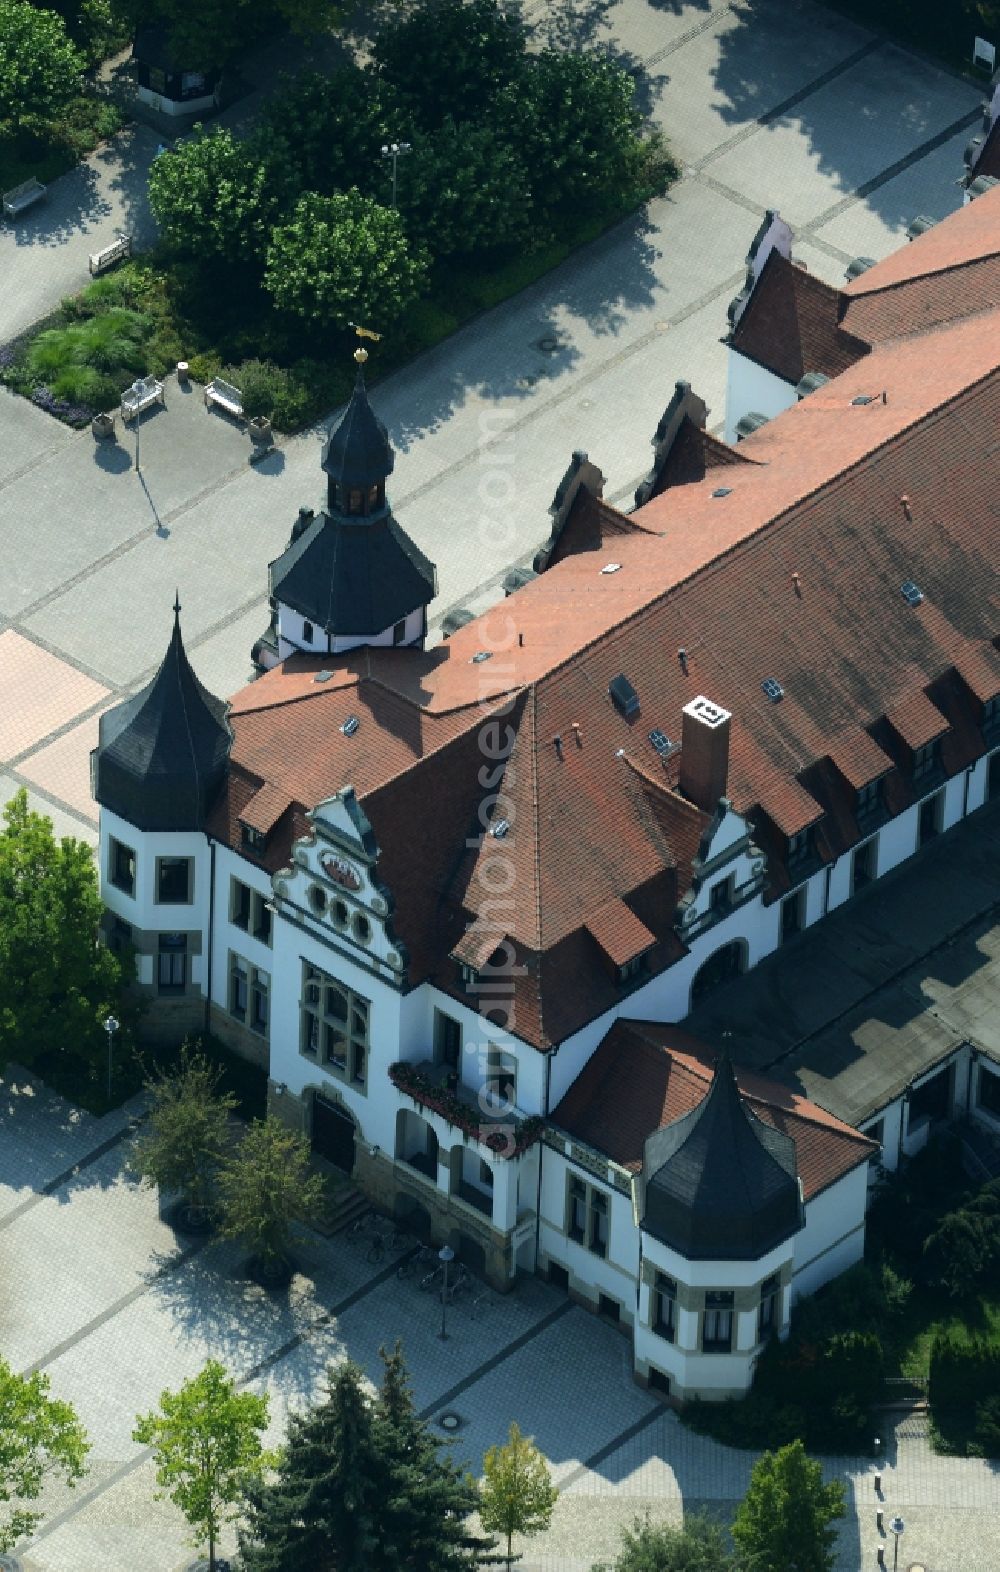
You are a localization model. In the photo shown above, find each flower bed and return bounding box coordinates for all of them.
[389,1062,544,1158]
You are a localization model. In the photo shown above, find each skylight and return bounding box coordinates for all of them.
[341,715,360,736]
[601,563,622,574]
[712,487,733,498]
[900,581,924,607]
[761,678,784,703]
[471,651,493,664]
[489,818,510,839]
[609,674,640,718]
[648,729,678,760]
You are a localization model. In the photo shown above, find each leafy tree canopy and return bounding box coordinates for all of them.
[730,1439,845,1572]
[374,0,525,128]
[112,0,339,70]
[259,66,408,203]
[148,127,284,264]
[0,1358,90,1550]
[0,0,84,130]
[397,117,534,257]
[264,189,427,332]
[493,49,643,215]
[480,1420,557,1571]
[127,1042,237,1217]
[133,1359,272,1572]
[592,1510,736,1571]
[215,1114,325,1273]
[0,788,133,1081]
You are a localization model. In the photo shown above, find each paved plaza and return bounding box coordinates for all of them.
[0,1,997,1564]
[2,1070,998,1571]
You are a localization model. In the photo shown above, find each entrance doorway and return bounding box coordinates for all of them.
[311,1095,356,1174]
[690,940,747,1009]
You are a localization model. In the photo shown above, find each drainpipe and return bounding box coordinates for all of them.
[823,862,832,918]
[535,1056,552,1268]
[204,839,216,1040]
[963,764,972,819]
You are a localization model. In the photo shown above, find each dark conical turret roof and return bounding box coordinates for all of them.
[91,598,231,831]
[641,1054,801,1260]
[321,368,395,493]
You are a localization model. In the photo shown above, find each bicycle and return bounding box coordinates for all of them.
[365,1233,386,1264]
[396,1245,435,1280]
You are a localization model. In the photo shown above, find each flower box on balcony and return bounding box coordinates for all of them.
[389,1062,544,1160]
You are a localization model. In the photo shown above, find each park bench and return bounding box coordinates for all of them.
[89,233,132,275]
[121,376,164,421]
[204,378,244,420]
[2,178,47,219]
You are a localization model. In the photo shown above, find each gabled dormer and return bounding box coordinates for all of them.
[271,787,409,986]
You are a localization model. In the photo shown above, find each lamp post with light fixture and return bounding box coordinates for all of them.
[129,378,145,472]
[381,141,411,209]
[104,1014,119,1102]
[438,1244,455,1340]
[890,1516,904,1571]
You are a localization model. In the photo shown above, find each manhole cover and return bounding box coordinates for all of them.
[536,335,560,353]
[438,1411,463,1432]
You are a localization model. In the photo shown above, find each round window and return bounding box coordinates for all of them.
[353,912,372,945]
[331,898,349,929]
[308,885,326,915]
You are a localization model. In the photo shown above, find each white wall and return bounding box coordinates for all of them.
[538,1144,640,1315]
[99,806,211,985]
[398,983,547,1117]
[724,348,797,444]
[276,604,425,661]
[210,843,277,1013]
[791,1165,868,1300]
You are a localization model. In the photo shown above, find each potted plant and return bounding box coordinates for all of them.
[91,411,115,441]
[248,414,272,446]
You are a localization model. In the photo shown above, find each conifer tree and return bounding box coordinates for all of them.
[374,1341,493,1569]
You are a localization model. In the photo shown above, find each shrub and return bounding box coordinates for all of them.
[220,358,290,421]
[879,1261,913,1317]
[923,1203,1000,1298]
[975,1393,1000,1457]
[929,1328,1000,1413]
[185,351,223,386]
[374,0,526,129]
[0,0,84,131]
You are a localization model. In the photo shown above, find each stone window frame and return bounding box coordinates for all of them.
[565,1171,610,1259]
[302,619,314,644]
[912,738,939,781]
[758,1272,781,1340]
[229,877,272,946]
[392,618,407,645]
[702,1289,735,1353]
[109,836,136,897]
[486,1043,517,1110]
[155,855,194,906]
[780,886,805,943]
[157,932,187,994]
[300,960,370,1090]
[851,836,877,893]
[433,1008,462,1070]
[652,1270,677,1343]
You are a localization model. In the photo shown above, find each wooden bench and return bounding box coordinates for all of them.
[89,233,132,275]
[120,376,164,421]
[204,378,244,420]
[2,178,47,219]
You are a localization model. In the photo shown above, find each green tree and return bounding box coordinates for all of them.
[730,1439,844,1572]
[238,1360,386,1570]
[0,788,134,1089]
[479,1420,557,1571]
[133,1359,272,1572]
[259,66,407,202]
[493,50,644,217]
[264,189,427,332]
[112,0,340,71]
[592,1510,735,1571]
[148,127,284,264]
[127,1042,237,1225]
[374,0,525,129]
[397,117,533,257]
[375,1341,492,1567]
[0,0,83,130]
[215,1115,324,1278]
[0,1359,90,1549]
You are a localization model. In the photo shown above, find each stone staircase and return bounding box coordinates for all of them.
[310,1162,370,1238]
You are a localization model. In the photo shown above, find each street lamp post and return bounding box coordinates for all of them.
[381,141,411,210]
[130,378,144,473]
[438,1244,455,1340]
[104,1014,119,1103]
[890,1515,904,1571]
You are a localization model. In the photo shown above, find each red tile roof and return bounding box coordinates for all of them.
[585,896,657,967]
[551,1019,876,1199]
[210,200,1000,1054]
[884,689,948,751]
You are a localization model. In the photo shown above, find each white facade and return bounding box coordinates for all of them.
[273,604,425,665]
[723,348,797,443]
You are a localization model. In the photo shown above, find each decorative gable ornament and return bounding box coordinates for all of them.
[320,853,362,891]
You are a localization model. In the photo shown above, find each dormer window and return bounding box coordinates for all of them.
[368,483,382,509]
[787,827,811,864]
[241,822,267,853]
[393,618,407,645]
[302,620,314,644]
[710,876,734,915]
[983,696,999,737]
[856,779,881,815]
[618,954,647,984]
[912,739,939,780]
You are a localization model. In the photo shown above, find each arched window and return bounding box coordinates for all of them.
[690,940,747,1009]
[348,488,363,514]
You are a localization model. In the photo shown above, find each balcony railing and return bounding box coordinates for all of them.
[389,1061,544,1159]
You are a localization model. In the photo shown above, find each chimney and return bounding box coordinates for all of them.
[678,696,731,811]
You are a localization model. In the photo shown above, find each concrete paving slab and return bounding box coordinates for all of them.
[706,44,980,228]
[17,706,108,823]
[0,1071,138,1221]
[813,124,973,263]
[653,0,874,165]
[0,630,108,759]
[0,386,72,487]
